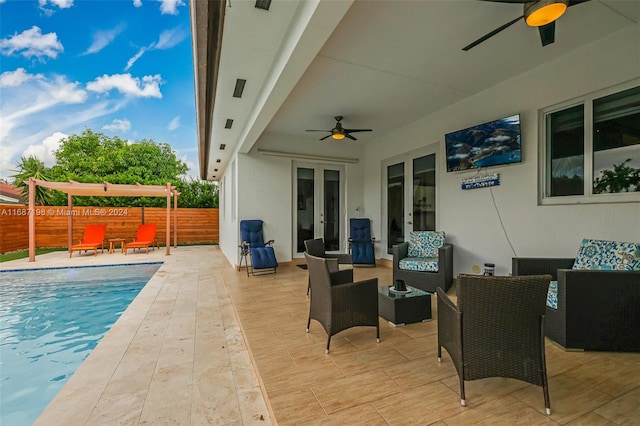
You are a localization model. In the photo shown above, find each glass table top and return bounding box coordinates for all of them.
[378,285,431,299]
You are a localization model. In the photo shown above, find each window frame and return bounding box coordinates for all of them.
[539,79,640,205]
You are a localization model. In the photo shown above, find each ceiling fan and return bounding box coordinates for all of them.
[462,0,590,51]
[306,116,372,141]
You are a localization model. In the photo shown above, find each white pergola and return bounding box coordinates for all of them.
[28,178,179,261]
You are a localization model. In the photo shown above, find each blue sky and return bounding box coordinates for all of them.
[0,0,198,179]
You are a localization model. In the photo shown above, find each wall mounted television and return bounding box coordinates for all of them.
[445,114,522,172]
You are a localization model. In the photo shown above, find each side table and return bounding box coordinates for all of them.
[378,285,432,327]
[108,238,126,254]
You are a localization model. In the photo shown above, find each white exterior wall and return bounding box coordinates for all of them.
[364,25,640,276]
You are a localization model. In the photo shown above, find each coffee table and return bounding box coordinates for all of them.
[377,285,432,327]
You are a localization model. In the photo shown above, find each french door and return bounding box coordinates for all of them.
[384,150,437,254]
[294,163,345,256]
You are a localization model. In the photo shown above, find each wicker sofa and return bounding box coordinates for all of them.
[512,238,640,352]
[392,231,453,293]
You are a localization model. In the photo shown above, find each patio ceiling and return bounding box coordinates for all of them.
[191,0,639,181]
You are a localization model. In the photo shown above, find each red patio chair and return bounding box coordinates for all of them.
[124,224,157,254]
[69,224,107,258]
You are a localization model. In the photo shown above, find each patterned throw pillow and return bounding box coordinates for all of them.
[546,281,558,310]
[408,231,445,258]
[572,239,640,271]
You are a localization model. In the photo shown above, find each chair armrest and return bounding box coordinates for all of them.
[436,287,462,367]
[332,278,378,301]
[512,257,575,280]
[437,287,458,312]
[330,269,354,286]
[264,239,275,247]
[327,253,353,264]
[392,242,409,268]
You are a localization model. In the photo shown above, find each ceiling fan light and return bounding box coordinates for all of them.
[332,133,346,140]
[524,0,567,27]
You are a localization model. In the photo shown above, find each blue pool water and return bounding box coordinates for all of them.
[0,263,161,426]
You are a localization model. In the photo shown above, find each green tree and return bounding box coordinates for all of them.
[11,156,53,205]
[49,129,189,206]
[176,178,219,208]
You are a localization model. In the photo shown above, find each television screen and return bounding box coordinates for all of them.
[445,114,521,172]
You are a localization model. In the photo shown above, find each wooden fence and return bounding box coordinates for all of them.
[0,205,219,253]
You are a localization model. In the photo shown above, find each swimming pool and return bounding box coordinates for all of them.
[0,263,162,426]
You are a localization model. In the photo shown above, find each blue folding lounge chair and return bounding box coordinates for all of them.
[239,219,278,276]
[348,218,376,267]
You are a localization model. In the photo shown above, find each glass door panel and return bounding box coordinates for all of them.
[296,167,315,253]
[412,154,436,231]
[387,162,404,254]
[323,169,340,251]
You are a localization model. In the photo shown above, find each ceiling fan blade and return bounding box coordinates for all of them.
[319,135,332,141]
[345,134,357,141]
[538,21,556,46]
[306,129,331,132]
[344,129,372,133]
[462,15,523,51]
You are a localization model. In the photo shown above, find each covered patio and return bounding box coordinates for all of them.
[2,248,637,424]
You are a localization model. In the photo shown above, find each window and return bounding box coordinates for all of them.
[542,82,640,203]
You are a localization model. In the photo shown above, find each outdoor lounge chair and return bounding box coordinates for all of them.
[124,224,157,254]
[69,224,107,257]
[239,219,278,276]
[437,274,553,415]
[348,218,376,266]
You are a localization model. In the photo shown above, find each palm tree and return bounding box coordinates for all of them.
[12,156,52,205]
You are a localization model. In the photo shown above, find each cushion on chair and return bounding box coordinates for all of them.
[399,257,439,272]
[407,231,445,258]
[572,239,640,271]
[250,247,278,270]
[546,281,558,310]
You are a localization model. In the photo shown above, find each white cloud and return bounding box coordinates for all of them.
[159,0,184,15]
[103,118,131,133]
[86,73,162,98]
[48,76,87,103]
[133,0,142,7]
[124,28,185,71]
[125,46,147,71]
[0,26,63,60]
[155,28,186,49]
[22,132,67,167]
[83,25,124,55]
[0,68,41,87]
[0,69,122,177]
[39,0,74,8]
[168,116,180,131]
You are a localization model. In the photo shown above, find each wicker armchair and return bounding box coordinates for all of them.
[392,240,453,293]
[437,274,553,415]
[304,238,353,296]
[304,253,379,353]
